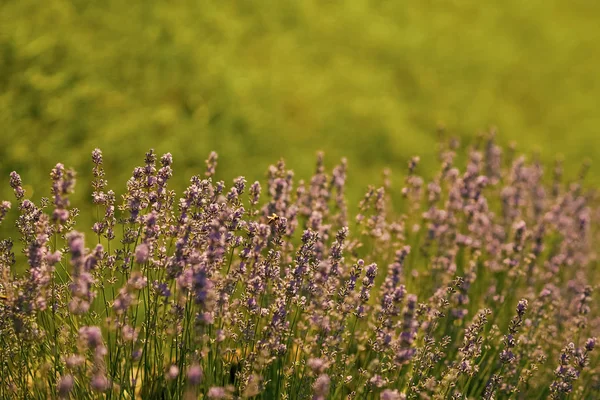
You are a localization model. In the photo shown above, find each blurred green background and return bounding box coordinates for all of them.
[1,0,599,214]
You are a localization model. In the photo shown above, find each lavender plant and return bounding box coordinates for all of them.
[0,136,598,399]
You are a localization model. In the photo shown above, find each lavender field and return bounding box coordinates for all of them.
[0,136,597,399]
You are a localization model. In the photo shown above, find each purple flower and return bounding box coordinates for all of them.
[79,326,104,349]
[187,364,203,386]
[0,201,10,225]
[153,281,171,297]
[312,374,330,400]
[57,374,74,398]
[45,250,62,265]
[9,171,25,200]
[135,243,150,264]
[207,387,229,399]
[166,365,179,381]
[307,358,328,374]
[585,338,596,352]
[380,389,405,400]
[205,151,218,178]
[249,181,261,208]
[90,374,109,392]
[65,355,85,368]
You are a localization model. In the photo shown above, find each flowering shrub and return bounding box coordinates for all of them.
[0,137,597,399]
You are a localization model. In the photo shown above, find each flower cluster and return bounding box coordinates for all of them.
[0,137,598,399]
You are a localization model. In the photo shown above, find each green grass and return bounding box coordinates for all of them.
[1,0,598,208]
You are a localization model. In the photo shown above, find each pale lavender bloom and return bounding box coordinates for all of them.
[207,386,229,399]
[113,288,134,314]
[45,250,62,265]
[369,375,385,388]
[205,151,218,177]
[166,365,179,380]
[67,231,97,314]
[155,152,173,206]
[84,244,104,271]
[90,374,109,392]
[0,201,10,225]
[9,171,25,200]
[91,148,107,205]
[356,263,378,316]
[50,163,76,225]
[91,148,103,165]
[312,374,330,400]
[121,325,138,342]
[68,231,85,262]
[550,342,580,397]
[135,242,150,264]
[307,358,328,374]
[127,272,147,290]
[192,264,215,318]
[380,389,405,400]
[65,355,85,368]
[57,374,74,398]
[330,158,348,226]
[398,294,418,352]
[79,326,104,349]
[249,181,261,209]
[187,364,203,385]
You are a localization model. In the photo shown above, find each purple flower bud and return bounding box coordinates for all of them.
[90,374,109,392]
[585,338,596,352]
[500,349,515,363]
[187,364,203,386]
[207,387,228,399]
[65,355,85,368]
[45,250,63,265]
[92,148,103,165]
[369,375,385,388]
[67,231,85,259]
[57,374,74,398]
[153,281,171,297]
[166,365,179,380]
[313,374,330,400]
[205,152,218,178]
[161,152,173,167]
[249,181,261,206]
[307,358,327,374]
[127,272,148,290]
[516,299,528,315]
[135,243,150,264]
[79,326,104,349]
[9,171,25,200]
[53,208,70,223]
[0,201,10,225]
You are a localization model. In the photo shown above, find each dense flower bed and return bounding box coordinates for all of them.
[0,137,597,399]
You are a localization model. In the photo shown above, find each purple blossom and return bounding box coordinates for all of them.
[9,171,25,200]
[0,201,10,225]
[187,364,203,386]
[57,374,74,398]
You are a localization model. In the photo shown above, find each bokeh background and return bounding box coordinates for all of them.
[1,0,599,213]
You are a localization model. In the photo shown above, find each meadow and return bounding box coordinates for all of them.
[0,138,598,399]
[1,1,599,398]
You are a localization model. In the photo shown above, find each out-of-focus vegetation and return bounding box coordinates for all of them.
[1,0,599,208]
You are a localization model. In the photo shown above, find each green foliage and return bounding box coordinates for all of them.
[1,0,598,207]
